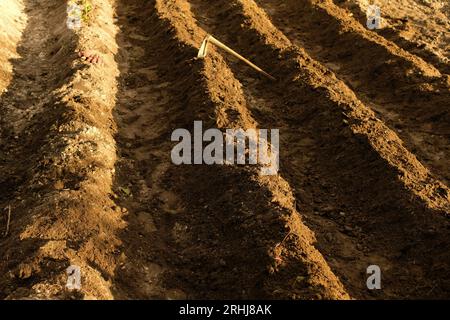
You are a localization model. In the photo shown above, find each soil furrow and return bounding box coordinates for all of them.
[187,0,450,298]
[331,0,450,75]
[111,0,190,299]
[255,0,450,186]
[0,0,123,299]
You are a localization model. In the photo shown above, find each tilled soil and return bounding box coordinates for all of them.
[0,0,449,300]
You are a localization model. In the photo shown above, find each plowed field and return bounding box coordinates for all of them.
[0,0,449,299]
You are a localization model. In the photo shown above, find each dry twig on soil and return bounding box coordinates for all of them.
[3,205,11,237]
[198,34,276,81]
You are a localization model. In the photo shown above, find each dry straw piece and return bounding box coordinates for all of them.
[3,205,11,237]
[197,34,276,81]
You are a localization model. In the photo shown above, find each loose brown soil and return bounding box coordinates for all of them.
[0,0,449,299]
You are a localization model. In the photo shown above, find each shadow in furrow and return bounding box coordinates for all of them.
[0,0,79,298]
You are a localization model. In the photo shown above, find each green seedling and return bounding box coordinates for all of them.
[80,0,92,23]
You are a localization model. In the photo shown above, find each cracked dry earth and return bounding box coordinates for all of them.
[0,0,449,299]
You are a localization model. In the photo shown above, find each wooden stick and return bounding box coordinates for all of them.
[4,205,11,237]
[198,35,276,81]
[197,35,210,59]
